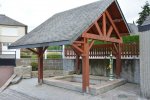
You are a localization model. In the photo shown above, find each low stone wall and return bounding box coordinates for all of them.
[63,59,140,84]
[16,58,140,84]
[32,70,63,78]
[16,59,63,70]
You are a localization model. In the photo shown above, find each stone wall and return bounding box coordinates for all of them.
[16,59,63,70]
[16,58,140,84]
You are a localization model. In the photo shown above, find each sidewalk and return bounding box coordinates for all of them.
[0,78,148,100]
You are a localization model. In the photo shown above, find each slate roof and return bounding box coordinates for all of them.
[0,14,26,26]
[128,23,138,34]
[139,15,150,32]
[142,15,150,26]
[9,0,130,49]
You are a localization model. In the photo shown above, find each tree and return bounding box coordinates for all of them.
[136,1,150,25]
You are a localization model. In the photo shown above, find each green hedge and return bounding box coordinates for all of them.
[122,35,139,43]
[47,54,62,59]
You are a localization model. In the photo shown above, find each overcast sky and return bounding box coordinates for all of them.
[0,0,150,31]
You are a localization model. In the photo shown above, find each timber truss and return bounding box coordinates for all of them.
[26,10,123,93]
[71,10,122,92]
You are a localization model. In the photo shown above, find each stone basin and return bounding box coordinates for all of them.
[44,75,126,95]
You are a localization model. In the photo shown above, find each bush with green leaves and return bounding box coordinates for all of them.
[30,62,38,71]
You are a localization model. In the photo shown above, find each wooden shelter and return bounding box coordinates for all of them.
[9,0,130,93]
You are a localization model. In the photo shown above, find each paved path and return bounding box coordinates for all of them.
[0,78,148,100]
[0,89,39,100]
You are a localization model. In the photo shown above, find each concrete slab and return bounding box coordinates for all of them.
[6,78,147,100]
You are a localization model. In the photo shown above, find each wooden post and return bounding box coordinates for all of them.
[37,47,44,85]
[75,54,80,74]
[115,43,121,78]
[82,38,90,93]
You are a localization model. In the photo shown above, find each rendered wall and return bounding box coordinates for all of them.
[140,31,150,98]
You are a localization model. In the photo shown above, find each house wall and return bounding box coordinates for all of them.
[0,25,26,59]
[140,30,150,98]
[0,25,25,43]
[0,42,2,53]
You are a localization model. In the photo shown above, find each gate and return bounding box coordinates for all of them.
[0,51,16,66]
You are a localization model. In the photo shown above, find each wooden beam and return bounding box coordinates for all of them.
[71,46,81,56]
[105,10,121,39]
[94,22,103,36]
[113,43,118,53]
[27,48,39,55]
[43,46,48,53]
[106,26,113,37]
[102,13,106,36]
[113,19,123,23]
[82,33,122,43]
[72,44,83,54]
[75,55,80,74]
[89,40,95,50]
[73,41,84,44]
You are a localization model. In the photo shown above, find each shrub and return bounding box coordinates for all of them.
[31,62,38,71]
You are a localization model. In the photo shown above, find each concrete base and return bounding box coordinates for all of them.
[44,75,126,95]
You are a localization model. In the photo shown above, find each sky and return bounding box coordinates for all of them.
[0,0,150,31]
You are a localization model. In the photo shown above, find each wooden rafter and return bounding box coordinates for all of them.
[94,22,103,36]
[105,10,121,39]
[102,12,106,36]
[106,26,113,37]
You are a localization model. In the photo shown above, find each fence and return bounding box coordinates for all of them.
[65,43,139,59]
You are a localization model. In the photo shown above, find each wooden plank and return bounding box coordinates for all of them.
[0,74,16,92]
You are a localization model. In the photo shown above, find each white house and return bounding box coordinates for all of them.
[0,14,27,59]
